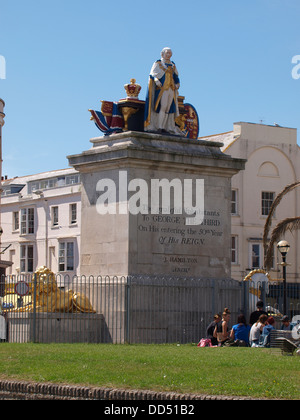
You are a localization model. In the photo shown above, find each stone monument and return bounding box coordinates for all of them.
[69,48,245,279]
[67,49,246,342]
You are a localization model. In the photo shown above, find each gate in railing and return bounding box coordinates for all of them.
[0,275,299,344]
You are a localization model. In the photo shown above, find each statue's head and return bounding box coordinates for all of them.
[161,47,172,60]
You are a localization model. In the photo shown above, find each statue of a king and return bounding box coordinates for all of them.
[144,47,182,135]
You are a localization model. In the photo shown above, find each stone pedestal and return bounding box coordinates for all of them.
[6,312,109,343]
[68,131,245,278]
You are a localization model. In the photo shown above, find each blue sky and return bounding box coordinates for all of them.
[0,0,299,178]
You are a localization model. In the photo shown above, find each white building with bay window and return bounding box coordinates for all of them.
[1,168,81,278]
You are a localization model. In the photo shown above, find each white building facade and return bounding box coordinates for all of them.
[201,122,300,283]
[1,168,81,278]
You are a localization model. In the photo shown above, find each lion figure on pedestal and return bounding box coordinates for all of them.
[16,266,96,313]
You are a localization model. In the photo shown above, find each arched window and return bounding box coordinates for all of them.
[258,162,279,177]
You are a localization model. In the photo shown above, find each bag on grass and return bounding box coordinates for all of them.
[197,338,212,347]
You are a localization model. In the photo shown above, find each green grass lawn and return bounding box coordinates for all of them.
[0,343,299,399]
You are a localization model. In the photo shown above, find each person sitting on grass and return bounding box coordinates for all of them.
[260,316,276,347]
[230,314,251,346]
[249,300,268,326]
[206,313,221,346]
[249,314,268,347]
[214,308,231,346]
[280,315,293,331]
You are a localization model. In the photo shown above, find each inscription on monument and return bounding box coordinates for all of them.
[136,209,224,274]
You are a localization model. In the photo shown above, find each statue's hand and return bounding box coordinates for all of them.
[154,78,162,88]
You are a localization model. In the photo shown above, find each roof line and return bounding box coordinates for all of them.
[198,130,233,140]
[222,135,241,152]
[4,167,77,181]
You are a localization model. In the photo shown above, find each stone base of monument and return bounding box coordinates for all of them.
[67,130,246,343]
[6,312,110,344]
[68,131,246,278]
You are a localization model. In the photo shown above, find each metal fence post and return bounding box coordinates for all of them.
[211,278,215,319]
[261,281,267,311]
[32,273,37,343]
[242,280,249,322]
[126,277,130,344]
[241,280,245,318]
